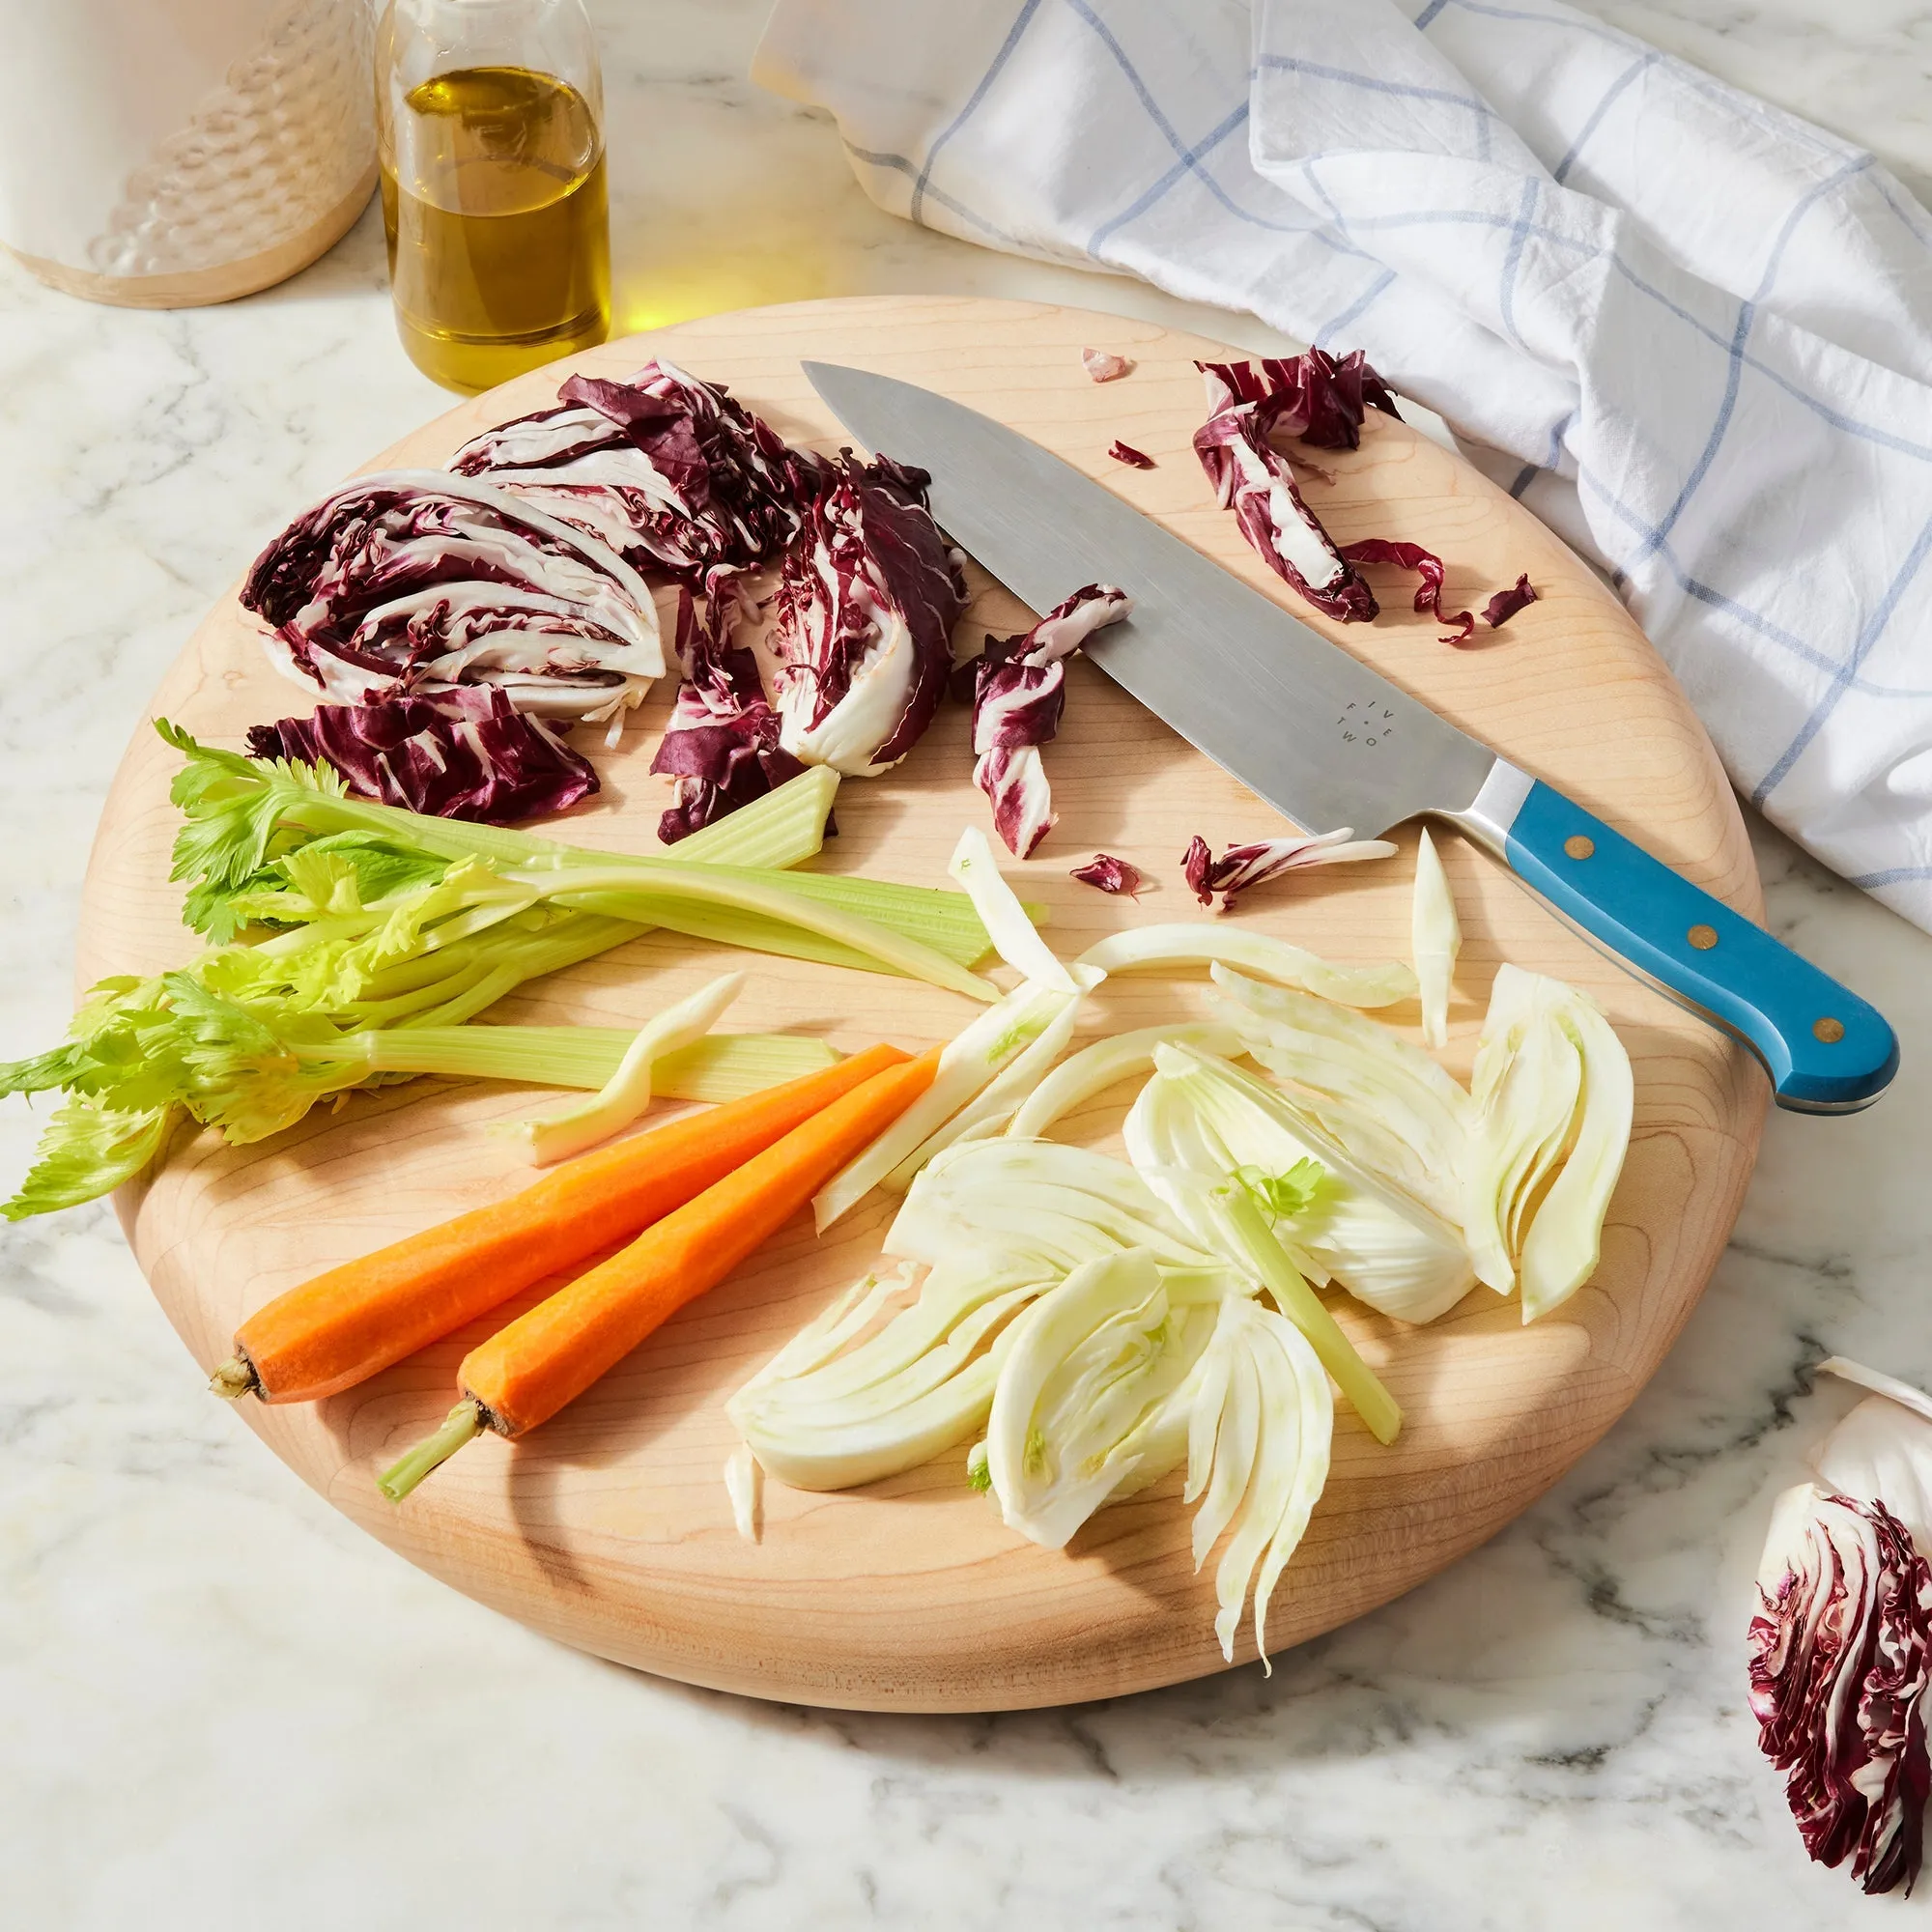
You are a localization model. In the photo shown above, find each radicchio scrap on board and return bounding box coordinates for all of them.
[449,358,828,584]
[245,686,598,824]
[649,572,808,844]
[1750,1486,1932,1895]
[1197,350,1400,451]
[959,584,1134,858]
[1107,440,1156,469]
[1338,538,1475,646]
[241,469,666,724]
[1183,827,1398,911]
[767,454,968,779]
[1082,348,1134,383]
[1069,854,1143,895]
[1483,574,1539,628]
[1193,365,1377,624]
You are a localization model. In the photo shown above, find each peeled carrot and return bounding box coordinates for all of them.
[380,1048,939,1498]
[212,1043,910,1406]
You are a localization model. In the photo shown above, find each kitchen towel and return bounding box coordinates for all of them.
[755,0,1932,932]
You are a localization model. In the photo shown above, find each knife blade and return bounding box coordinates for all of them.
[804,360,1899,1115]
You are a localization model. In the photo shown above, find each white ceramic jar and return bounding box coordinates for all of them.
[0,0,377,307]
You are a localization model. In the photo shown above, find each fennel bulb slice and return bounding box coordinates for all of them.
[1007,1023,1243,1141]
[950,826,1076,992]
[1209,965,1470,1228]
[812,980,1075,1230]
[1411,827,1460,1050]
[1125,1044,1476,1326]
[1077,925,1416,1009]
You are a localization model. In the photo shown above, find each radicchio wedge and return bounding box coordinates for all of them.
[1183,828,1398,911]
[767,455,967,779]
[1750,1486,1932,1895]
[1194,366,1376,623]
[650,572,807,844]
[245,686,598,825]
[960,584,1133,858]
[242,469,665,724]
[449,359,827,584]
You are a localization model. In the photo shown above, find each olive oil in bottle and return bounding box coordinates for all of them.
[381,64,610,392]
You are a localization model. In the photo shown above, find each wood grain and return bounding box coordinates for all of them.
[76,296,1767,1712]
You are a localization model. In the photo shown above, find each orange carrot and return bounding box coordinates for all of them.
[213,1044,910,1406]
[379,1048,939,1498]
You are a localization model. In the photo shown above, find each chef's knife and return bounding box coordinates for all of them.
[804,360,1898,1114]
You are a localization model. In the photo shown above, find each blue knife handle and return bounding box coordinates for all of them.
[1495,781,1897,1113]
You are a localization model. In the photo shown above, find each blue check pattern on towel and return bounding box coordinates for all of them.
[756,0,1932,929]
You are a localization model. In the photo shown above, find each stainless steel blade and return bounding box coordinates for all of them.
[803,361,1498,838]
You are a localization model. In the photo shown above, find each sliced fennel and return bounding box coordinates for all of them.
[1126,1043,1475,1326]
[1006,1023,1243,1140]
[1209,965,1470,1229]
[724,1445,761,1543]
[1411,827,1460,1050]
[505,973,745,1164]
[950,826,1076,992]
[812,980,1074,1230]
[1077,924,1416,1009]
[883,967,1100,1189]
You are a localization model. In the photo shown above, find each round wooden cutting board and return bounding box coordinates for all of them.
[77,296,1767,1712]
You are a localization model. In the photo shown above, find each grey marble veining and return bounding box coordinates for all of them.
[4,3,1930,1926]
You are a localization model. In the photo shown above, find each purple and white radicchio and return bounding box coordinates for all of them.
[1750,1485,1932,1894]
[1196,351,1399,452]
[1183,827,1398,911]
[767,455,967,778]
[649,573,807,845]
[241,469,665,724]
[448,358,827,585]
[245,687,598,824]
[1193,365,1377,624]
[961,584,1133,858]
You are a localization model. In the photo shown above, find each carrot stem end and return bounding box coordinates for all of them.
[379,1399,482,1502]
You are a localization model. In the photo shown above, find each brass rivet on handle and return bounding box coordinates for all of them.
[1563,835,1595,860]
[1688,923,1719,951]
[1813,1016,1846,1044]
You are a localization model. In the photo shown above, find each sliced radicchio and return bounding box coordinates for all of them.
[960,584,1134,858]
[1338,538,1475,646]
[649,572,807,845]
[1182,827,1399,911]
[767,454,968,779]
[1107,440,1156,469]
[1196,350,1399,452]
[1749,1485,1932,1895]
[1484,574,1539,628]
[244,686,597,824]
[1069,854,1143,895]
[1193,365,1377,624]
[241,469,665,724]
[448,358,827,585]
[1082,348,1134,383]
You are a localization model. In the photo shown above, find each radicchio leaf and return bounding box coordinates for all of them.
[241,469,665,723]
[1195,350,1400,451]
[961,584,1134,858]
[1182,828,1399,911]
[244,686,598,825]
[1484,574,1539,628]
[1069,854,1143,895]
[1082,349,1134,383]
[449,358,828,585]
[1749,1486,1932,1895]
[1108,440,1156,469]
[767,455,968,779]
[649,572,807,844]
[1337,538,1476,646]
[1193,367,1377,624]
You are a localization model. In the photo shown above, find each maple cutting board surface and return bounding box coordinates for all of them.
[77,296,1767,1712]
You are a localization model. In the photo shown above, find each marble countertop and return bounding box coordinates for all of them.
[5,3,1930,1926]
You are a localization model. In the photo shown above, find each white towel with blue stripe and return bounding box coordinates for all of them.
[755,0,1932,930]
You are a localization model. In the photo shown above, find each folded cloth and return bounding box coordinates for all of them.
[755,0,1932,931]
